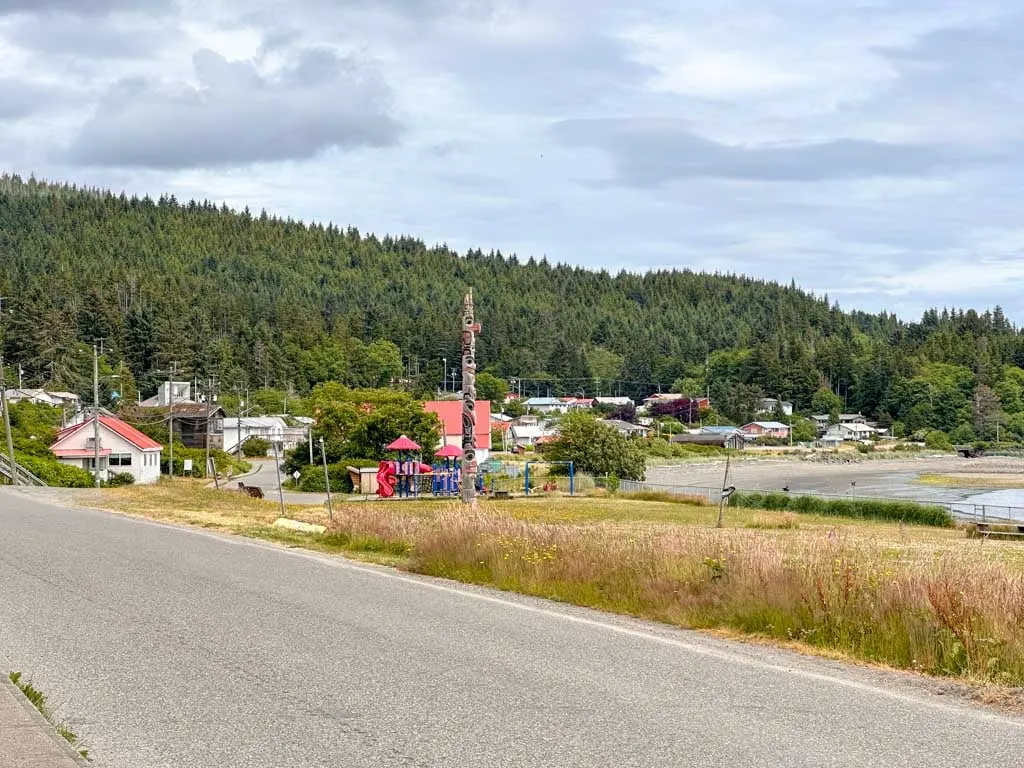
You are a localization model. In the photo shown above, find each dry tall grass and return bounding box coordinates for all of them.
[326,505,1024,684]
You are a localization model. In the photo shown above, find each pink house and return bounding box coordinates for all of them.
[740,421,791,440]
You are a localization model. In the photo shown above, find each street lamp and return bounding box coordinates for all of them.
[442,358,447,393]
[451,370,458,393]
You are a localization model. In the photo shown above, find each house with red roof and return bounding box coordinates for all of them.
[50,414,163,485]
[423,400,492,461]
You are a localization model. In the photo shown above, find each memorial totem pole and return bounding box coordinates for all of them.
[461,289,481,505]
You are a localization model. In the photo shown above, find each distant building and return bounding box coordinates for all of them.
[823,422,877,442]
[222,416,306,454]
[560,397,595,411]
[740,421,791,440]
[600,419,650,438]
[423,400,492,461]
[4,389,80,409]
[672,432,745,450]
[140,381,193,408]
[509,424,556,450]
[757,398,793,417]
[524,397,567,414]
[50,414,162,485]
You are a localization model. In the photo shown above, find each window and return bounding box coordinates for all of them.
[110,454,132,467]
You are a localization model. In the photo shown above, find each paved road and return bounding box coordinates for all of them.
[230,457,332,506]
[1,489,1022,767]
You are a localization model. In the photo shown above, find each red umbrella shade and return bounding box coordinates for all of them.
[386,435,421,451]
[435,444,463,459]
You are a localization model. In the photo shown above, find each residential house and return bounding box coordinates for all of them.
[560,397,595,411]
[600,419,651,438]
[672,432,745,450]
[839,413,867,425]
[423,400,492,461]
[811,414,831,434]
[223,416,307,455]
[509,424,556,450]
[524,397,567,414]
[823,422,877,443]
[50,414,162,484]
[757,398,793,417]
[132,381,224,451]
[139,381,193,408]
[740,421,791,440]
[4,389,74,408]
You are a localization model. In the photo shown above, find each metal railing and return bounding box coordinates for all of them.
[0,454,48,487]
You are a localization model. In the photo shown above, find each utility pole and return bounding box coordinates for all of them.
[93,344,101,488]
[205,376,218,489]
[308,425,314,466]
[1,355,18,486]
[168,362,176,478]
[320,436,333,521]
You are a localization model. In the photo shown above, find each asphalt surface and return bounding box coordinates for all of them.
[232,457,332,506]
[1,489,1023,767]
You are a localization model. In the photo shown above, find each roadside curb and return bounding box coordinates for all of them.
[0,675,87,766]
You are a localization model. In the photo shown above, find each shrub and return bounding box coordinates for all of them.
[242,437,271,457]
[14,453,94,488]
[924,430,953,451]
[291,459,380,493]
[729,491,953,527]
[104,472,135,488]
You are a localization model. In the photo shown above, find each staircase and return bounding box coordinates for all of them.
[0,454,47,487]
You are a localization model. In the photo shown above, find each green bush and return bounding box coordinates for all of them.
[924,430,953,451]
[242,437,271,457]
[729,491,953,527]
[291,459,380,493]
[14,453,94,488]
[104,472,135,488]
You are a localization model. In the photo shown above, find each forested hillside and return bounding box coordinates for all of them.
[2,174,1024,442]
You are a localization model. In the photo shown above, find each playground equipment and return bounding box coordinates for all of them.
[523,461,575,496]
[377,435,432,499]
[432,444,462,497]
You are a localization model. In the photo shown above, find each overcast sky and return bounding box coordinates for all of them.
[2,0,1021,321]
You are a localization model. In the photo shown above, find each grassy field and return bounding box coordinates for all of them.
[82,480,1024,693]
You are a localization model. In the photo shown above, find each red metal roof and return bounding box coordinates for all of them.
[423,400,492,450]
[51,415,162,452]
[53,448,112,458]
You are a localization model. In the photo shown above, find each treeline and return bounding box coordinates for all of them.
[2,174,1024,442]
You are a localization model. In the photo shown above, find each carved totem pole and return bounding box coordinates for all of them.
[461,289,481,505]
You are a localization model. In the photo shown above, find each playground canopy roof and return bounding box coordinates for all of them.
[387,435,421,451]
[435,444,463,459]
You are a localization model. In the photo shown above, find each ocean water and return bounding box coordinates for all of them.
[952,489,1024,522]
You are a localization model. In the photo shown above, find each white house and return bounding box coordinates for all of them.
[757,398,793,417]
[824,422,877,442]
[222,417,308,454]
[600,419,651,438]
[510,424,556,449]
[50,415,162,485]
[524,397,568,414]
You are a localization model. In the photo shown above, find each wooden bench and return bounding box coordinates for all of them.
[975,522,1024,538]
[238,482,265,499]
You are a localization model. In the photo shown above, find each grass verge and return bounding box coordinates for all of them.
[82,482,1024,692]
[9,671,89,761]
[920,472,1024,489]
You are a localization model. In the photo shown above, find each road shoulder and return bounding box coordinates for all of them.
[0,675,87,766]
